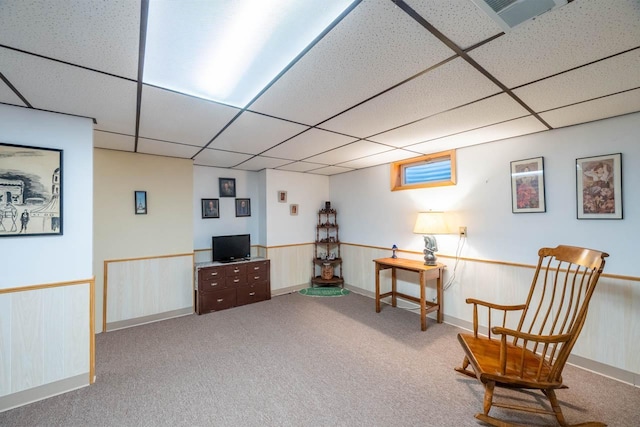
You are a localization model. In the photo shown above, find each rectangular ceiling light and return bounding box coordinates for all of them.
[144,0,355,108]
[469,0,568,31]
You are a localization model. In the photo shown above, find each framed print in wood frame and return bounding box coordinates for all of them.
[576,153,622,219]
[290,204,298,215]
[278,190,287,203]
[201,198,219,219]
[135,191,147,215]
[0,142,63,237]
[510,157,545,213]
[235,198,251,217]
[219,178,236,197]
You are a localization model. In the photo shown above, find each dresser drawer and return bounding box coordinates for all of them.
[246,261,269,275]
[236,283,268,306]
[197,288,236,314]
[226,274,246,287]
[247,271,268,284]
[224,264,247,276]
[198,266,225,288]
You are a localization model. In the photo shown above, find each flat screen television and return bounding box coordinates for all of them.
[212,234,251,263]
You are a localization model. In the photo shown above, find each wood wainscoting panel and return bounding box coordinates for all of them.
[267,244,314,293]
[105,254,193,331]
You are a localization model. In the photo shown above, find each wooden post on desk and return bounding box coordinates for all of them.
[391,267,397,307]
[375,262,381,313]
[420,270,427,331]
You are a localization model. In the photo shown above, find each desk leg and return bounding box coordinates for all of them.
[375,262,381,313]
[420,270,427,331]
[391,267,397,308]
[437,268,443,323]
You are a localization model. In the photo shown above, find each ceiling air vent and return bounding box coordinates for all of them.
[470,0,568,31]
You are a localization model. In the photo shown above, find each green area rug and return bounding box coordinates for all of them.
[299,287,351,297]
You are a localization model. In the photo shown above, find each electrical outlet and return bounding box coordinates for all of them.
[459,226,467,237]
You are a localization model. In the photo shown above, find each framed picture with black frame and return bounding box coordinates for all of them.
[576,153,622,219]
[510,156,546,213]
[201,198,219,218]
[219,178,236,197]
[0,142,63,237]
[235,198,251,217]
[135,191,147,215]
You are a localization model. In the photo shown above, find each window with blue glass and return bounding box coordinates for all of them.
[391,150,456,191]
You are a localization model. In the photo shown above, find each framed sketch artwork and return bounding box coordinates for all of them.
[0,142,63,237]
[510,157,545,213]
[576,153,622,219]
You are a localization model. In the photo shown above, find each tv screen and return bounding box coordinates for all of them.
[212,234,251,263]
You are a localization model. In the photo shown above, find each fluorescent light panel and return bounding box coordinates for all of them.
[144,0,354,108]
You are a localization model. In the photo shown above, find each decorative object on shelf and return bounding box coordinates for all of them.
[278,191,287,203]
[311,207,343,288]
[413,211,450,266]
[219,177,236,197]
[510,156,545,213]
[392,244,398,258]
[201,198,219,218]
[135,191,147,215]
[290,204,298,215]
[235,198,251,217]
[0,142,63,237]
[576,153,622,219]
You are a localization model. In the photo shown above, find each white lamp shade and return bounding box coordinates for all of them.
[413,211,450,234]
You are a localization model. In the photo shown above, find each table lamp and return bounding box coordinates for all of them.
[413,211,450,265]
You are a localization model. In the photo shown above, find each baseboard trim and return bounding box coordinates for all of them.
[0,373,89,413]
[347,284,639,388]
[106,307,193,332]
[271,283,308,296]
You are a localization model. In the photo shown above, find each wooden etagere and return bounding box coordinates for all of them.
[311,208,344,288]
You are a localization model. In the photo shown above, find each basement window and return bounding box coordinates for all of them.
[390,150,456,191]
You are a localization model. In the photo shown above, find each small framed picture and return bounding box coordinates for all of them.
[278,191,287,203]
[135,191,147,215]
[290,204,298,216]
[576,153,622,219]
[201,198,219,219]
[235,198,251,217]
[510,157,545,213]
[219,178,236,197]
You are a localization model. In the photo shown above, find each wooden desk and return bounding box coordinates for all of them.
[373,258,444,331]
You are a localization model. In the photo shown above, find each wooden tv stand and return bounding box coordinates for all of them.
[195,258,270,315]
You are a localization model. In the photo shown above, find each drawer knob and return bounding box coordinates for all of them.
[254,276,260,280]
[233,279,239,283]
[233,268,240,273]
[210,272,218,276]
[210,282,218,287]
[254,266,260,270]
[217,298,224,303]
[249,292,256,296]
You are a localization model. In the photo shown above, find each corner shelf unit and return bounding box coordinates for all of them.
[311,208,344,288]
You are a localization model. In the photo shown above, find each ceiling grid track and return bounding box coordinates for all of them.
[133,0,150,152]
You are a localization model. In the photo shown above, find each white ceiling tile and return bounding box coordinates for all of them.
[276,161,327,173]
[307,165,355,176]
[539,89,640,129]
[137,138,200,159]
[408,116,548,154]
[469,0,640,87]
[0,78,26,106]
[369,93,529,147]
[94,131,134,152]
[139,85,240,147]
[1,47,136,134]
[337,149,421,169]
[0,0,140,79]
[193,148,252,168]
[319,58,501,137]
[261,128,358,160]
[514,50,640,112]
[233,156,292,172]
[210,112,308,154]
[250,0,455,124]
[405,0,502,49]
[305,140,392,165]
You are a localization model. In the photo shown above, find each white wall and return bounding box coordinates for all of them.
[332,112,640,276]
[0,105,93,287]
[193,166,260,250]
[0,104,94,409]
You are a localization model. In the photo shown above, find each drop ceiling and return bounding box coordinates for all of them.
[1,0,639,176]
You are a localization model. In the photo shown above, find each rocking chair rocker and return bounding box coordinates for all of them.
[455,245,608,426]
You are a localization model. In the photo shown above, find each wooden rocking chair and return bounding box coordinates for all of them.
[455,245,608,426]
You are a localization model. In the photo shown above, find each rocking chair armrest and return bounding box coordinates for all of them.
[465,298,527,312]
[491,326,573,344]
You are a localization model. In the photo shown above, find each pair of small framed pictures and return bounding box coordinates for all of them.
[277,191,298,215]
[201,198,251,218]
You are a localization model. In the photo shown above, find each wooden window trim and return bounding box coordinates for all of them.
[390,150,456,191]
